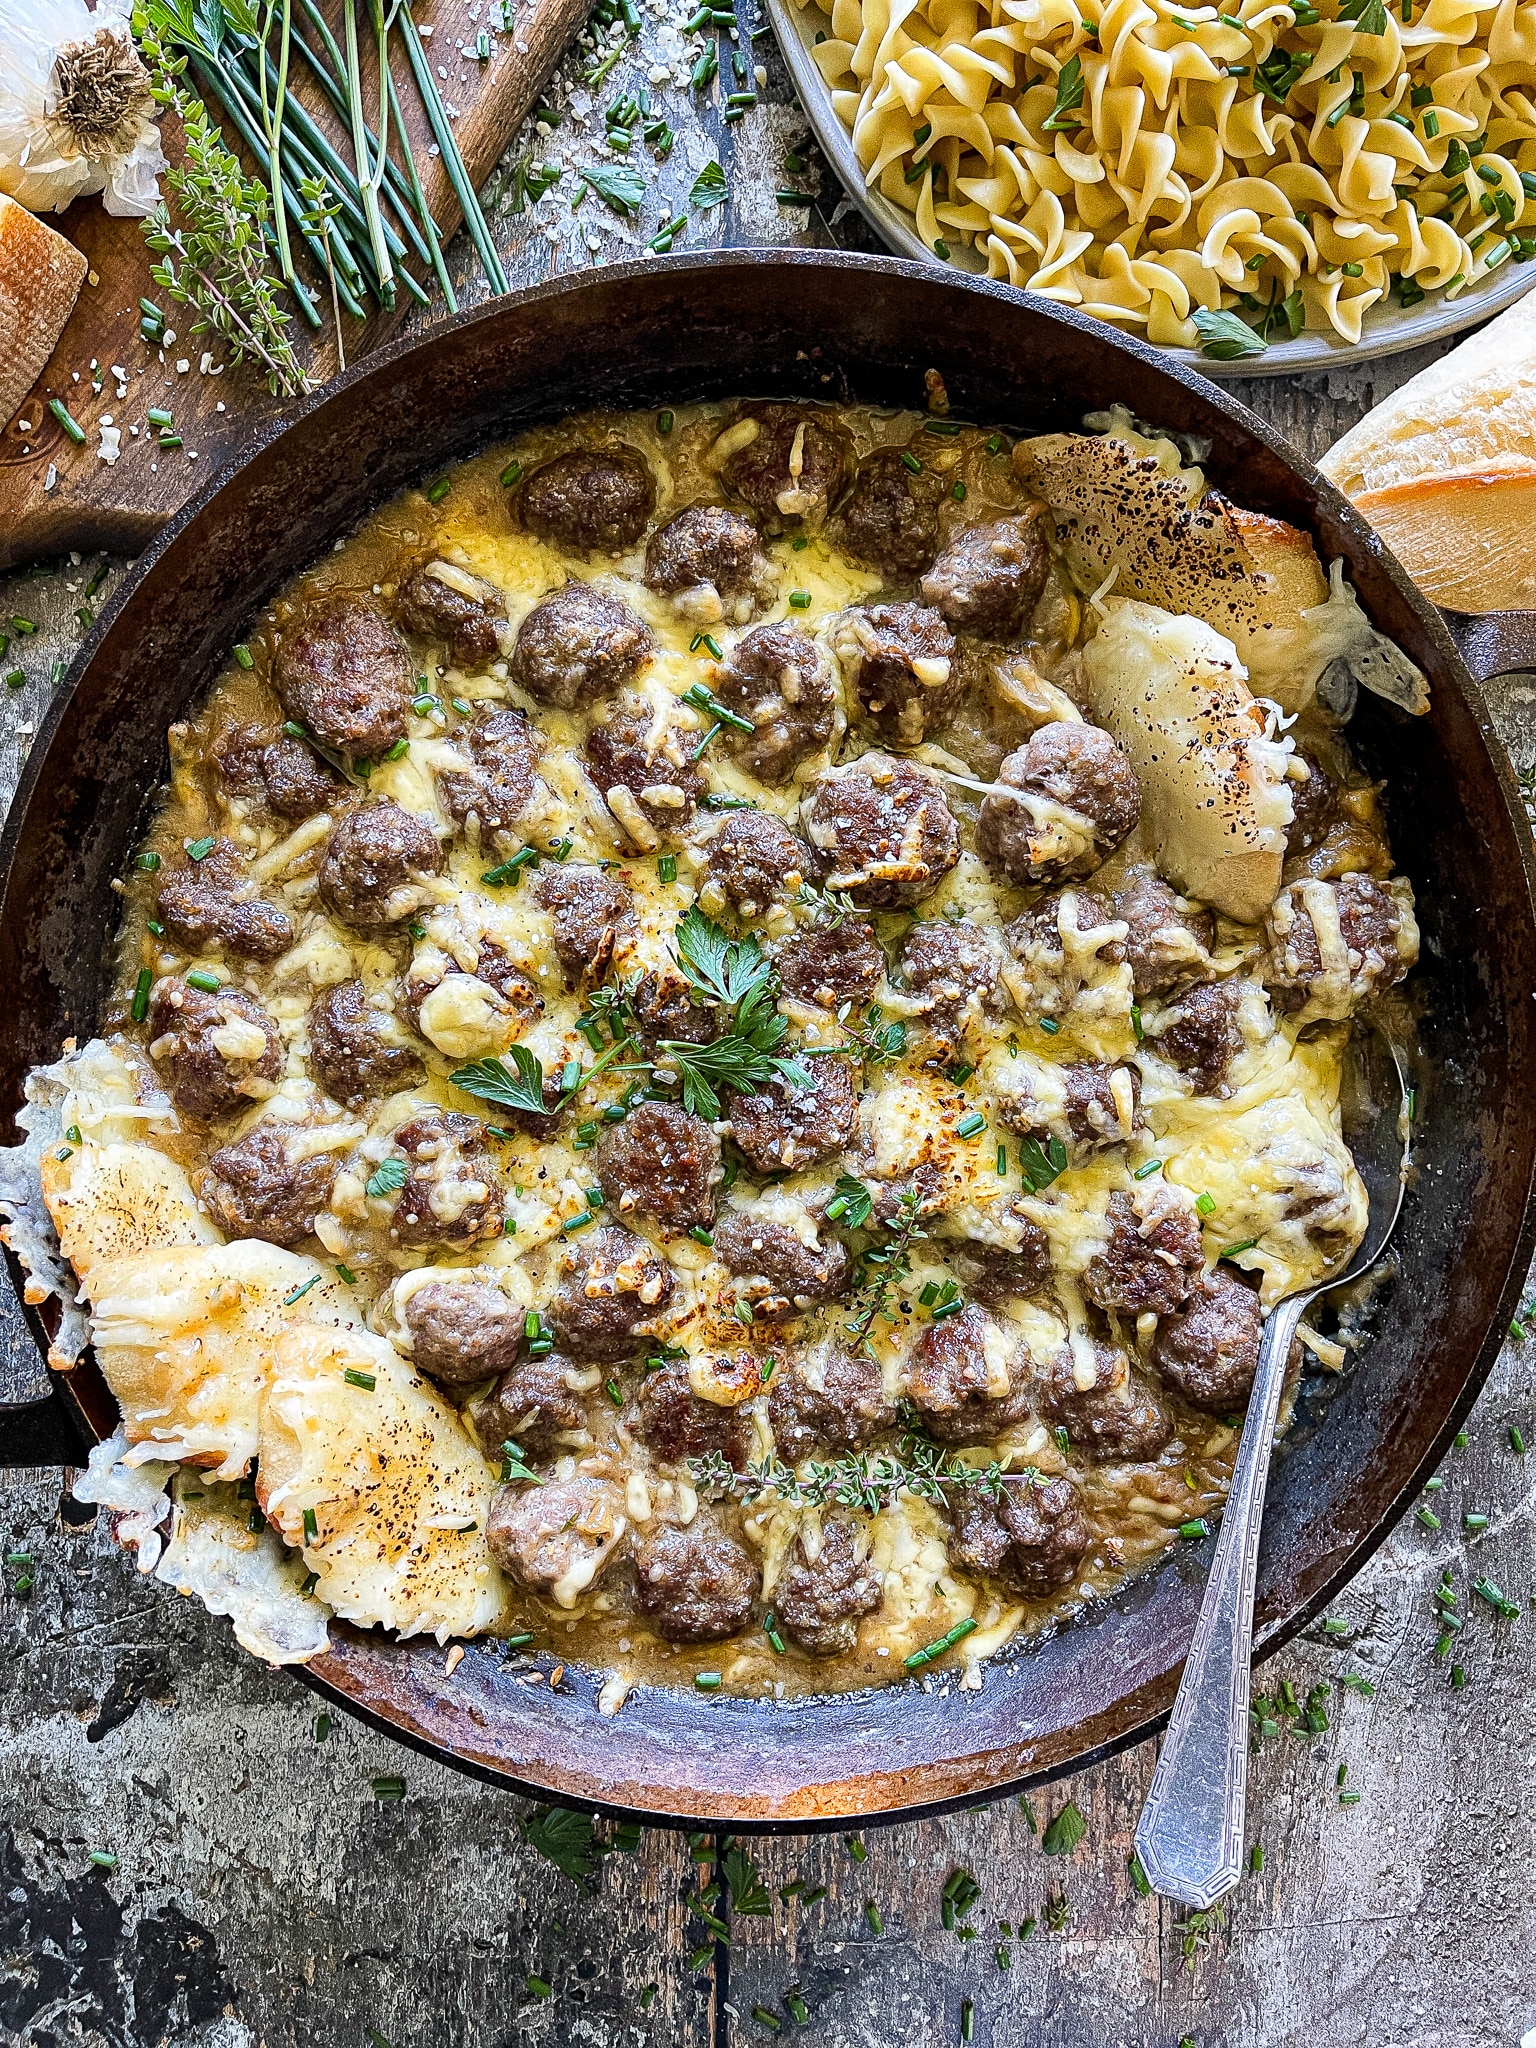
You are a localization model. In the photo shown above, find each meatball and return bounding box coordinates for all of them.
[510,581,654,711]
[471,1352,589,1460]
[712,622,837,787]
[634,1517,760,1642]
[1286,753,1341,855]
[803,754,960,910]
[596,1101,720,1233]
[1035,1341,1172,1462]
[402,1275,523,1391]
[774,919,885,1011]
[534,865,635,988]
[705,812,812,918]
[900,921,1001,1044]
[199,1121,338,1247]
[834,447,942,577]
[633,965,718,1051]
[486,1474,627,1603]
[1264,876,1418,1019]
[1114,871,1214,999]
[394,561,508,666]
[146,978,282,1124]
[996,1056,1141,1162]
[437,708,542,834]
[1004,887,1125,1022]
[832,602,960,745]
[643,504,777,623]
[261,732,343,820]
[903,1303,1032,1444]
[1153,1267,1263,1413]
[518,446,654,553]
[385,1110,502,1250]
[1081,1190,1204,1318]
[713,1212,851,1321]
[635,1358,749,1467]
[768,1343,894,1459]
[920,512,1050,640]
[772,1519,883,1657]
[1150,980,1244,1095]
[156,838,294,963]
[585,696,705,835]
[716,402,853,533]
[977,724,1141,886]
[944,1224,1053,1307]
[274,598,411,762]
[730,1060,858,1174]
[549,1221,675,1362]
[307,980,421,1107]
[318,801,444,929]
[946,1473,1091,1597]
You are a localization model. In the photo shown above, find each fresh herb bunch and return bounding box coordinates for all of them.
[655,908,811,1117]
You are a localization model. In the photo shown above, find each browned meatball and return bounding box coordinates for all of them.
[832,602,960,745]
[774,920,885,1011]
[1150,980,1244,1095]
[146,978,282,1124]
[394,561,508,666]
[920,512,1050,640]
[635,1517,760,1642]
[437,709,542,834]
[261,732,343,819]
[535,865,636,989]
[1153,1267,1262,1413]
[713,1212,851,1322]
[596,1101,720,1233]
[510,581,654,711]
[632,965,718,1051]
[803,754,960,910]
[487,1474,626,1598]
[1036,1341,1172,1462]
[643,505,777,622]
[977,725,1141,886]
[635,1358,749,1467]
[402,1275,523,1390]
[900,921,1001,1043]
[549,1221,675,1362]
[903,1304,1032,1444]
[274,598,411,762]
[946,1473,1091,1597]
[318,801,443,929]
[386,1110,502,1250]
[773,1519,883,1656]
[705,812,813,918]
[199,1122,338,1246]
[1081,1191,1204,1317]
[997,1057,1141,1161]
[401,934,541,1042]
[1286,753,1341,855]
[717,402,853,533]
[1114,871,1214,999]
[208,723,269,802]
[1264,876,1417,1017]
[1004,887,1125,1022]
[471,1352,589,1460]
[730,1060,858,1174]
[768,1344,894,1459]
[307,980,421,1107]
[156,839,294,962]
[518,447,654,553]
[712,622,837,787]
[945,1225,1053,1307]
[585,697,706,833]
[834,447,942,577]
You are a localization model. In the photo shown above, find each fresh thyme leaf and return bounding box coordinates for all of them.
[1018,1135,1068,1193]
[365,1158,407,1197]
[450,1046,549,1114]
[847,1189,925,1339]
[1191,307,1268,360]
[581,162,646,214]
[723,1845,772,1915]
[1042,53,1086,129]
[690,159,729,208]
[796,879,857,926]
[520,1804,601,1886]
[1041,1799,1087,1855]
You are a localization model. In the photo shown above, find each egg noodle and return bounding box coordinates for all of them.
[799,0,1536,349]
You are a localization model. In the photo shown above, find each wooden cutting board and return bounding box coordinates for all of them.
[0,0,587,571]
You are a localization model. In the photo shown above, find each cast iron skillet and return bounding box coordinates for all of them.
[4,252,1535,1828]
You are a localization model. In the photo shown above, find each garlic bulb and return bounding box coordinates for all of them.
[0,0,167,217]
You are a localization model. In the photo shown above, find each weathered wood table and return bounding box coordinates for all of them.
[4,14,1536,2042]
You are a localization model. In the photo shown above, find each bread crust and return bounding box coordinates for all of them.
[0,195,88,432]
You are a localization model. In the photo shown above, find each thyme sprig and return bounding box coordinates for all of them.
[846,1188,926,1341]
[690,1417,1027,1513]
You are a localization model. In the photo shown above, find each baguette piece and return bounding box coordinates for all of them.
[1350,455,1536,614]
[0,195,87,432]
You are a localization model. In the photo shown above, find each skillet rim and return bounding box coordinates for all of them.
[5,248,1535,1829]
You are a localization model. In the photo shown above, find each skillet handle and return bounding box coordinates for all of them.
[1439,607,1536,685]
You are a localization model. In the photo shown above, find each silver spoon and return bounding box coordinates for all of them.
[1133,1021,1411,1909]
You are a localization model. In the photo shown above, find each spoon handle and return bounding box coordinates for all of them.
[1133,1291,1310,1908]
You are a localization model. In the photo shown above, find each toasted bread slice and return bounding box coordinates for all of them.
[0,195,87,431]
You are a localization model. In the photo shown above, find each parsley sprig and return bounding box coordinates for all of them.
[657,908,811,1116]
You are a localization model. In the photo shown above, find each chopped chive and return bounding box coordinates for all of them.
[1513,1425,1527,1454]
[146,405,174,426]
[336,1263,357,1285]
[186,968,222,993]
[186,835,216,860]
[159,433,183,450]
[996,1143,1008,1176]
[1221,1237,1259,1258]
[752,2009,783,2032]
[956,1111,987,1139]
[903,1616,977,1669]
[961,1998,975,2042]
[427,476,452,503]
[1465,1511,1490,1531]
[845,1833,868,1862]
[343,1368,377,1390]
[373,1775,406,1801]
[952,481,967,502]
[10,617,35,635]
[1195,1191,1217,1217]
[383,738,410,761]
[788,590,812,609]
[1321,1616,1348,1637]
[658,853,678,883]
[1418,1506,1442,1530]
[88,1850,119,1870]
[787,1991,811,2022]
[500,460,524,487]
[765,1613,786,1654]
[1038,1015,1060,1035]
[776,187,813,204]
[233,642,255,670]
[136,850,161,871]
[1178,1518,1210,1540]
[303,1507,319,1540]
[507,1630,535,1648]
[131,968,152,1022]
[695,1670,722,1691]
[48,399,86,444]
[900,451,923,474]
[1133,1158,1163,1179]
[1455,1430,1470,1447]
[282,1274,322,1307]
[146,920,163,936]
[864,1900,884,1935]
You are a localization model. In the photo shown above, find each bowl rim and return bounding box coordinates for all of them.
[7,248,1536,1829]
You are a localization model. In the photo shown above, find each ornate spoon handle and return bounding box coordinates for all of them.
[1133,1292,1310,1908]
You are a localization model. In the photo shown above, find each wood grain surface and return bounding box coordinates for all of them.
[0,0,587,571]
[4,19,1536,2040]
